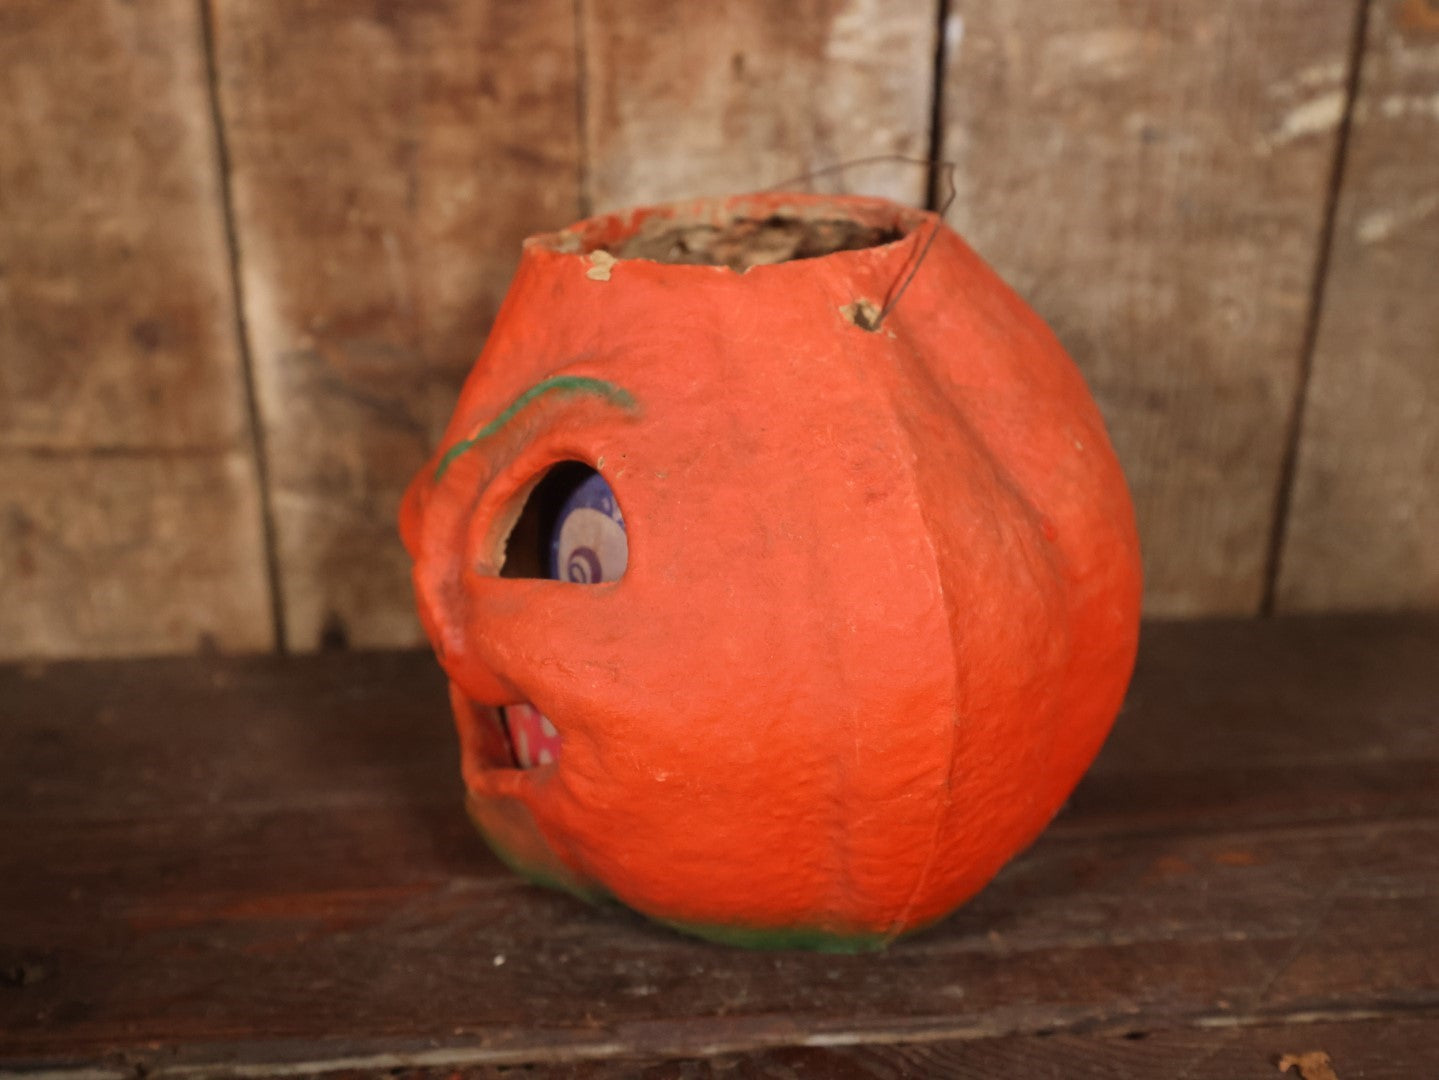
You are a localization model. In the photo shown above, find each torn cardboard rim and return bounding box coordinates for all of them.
[528,191,935,275]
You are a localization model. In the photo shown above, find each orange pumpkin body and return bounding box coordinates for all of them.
[400,193,1141,949]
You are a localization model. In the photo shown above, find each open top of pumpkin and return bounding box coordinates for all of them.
[531,193,932,274]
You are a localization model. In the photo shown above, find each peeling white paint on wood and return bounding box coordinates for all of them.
[1267,58,1348,100]
[1377,91,1439,120]
[1356,191,1439,244]
[945,11,966,60]
[1260,89,1347,149]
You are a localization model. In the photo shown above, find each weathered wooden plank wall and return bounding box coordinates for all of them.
[0,0,273,658]
[0,0,1434,659]
[1275,0,1439,612]
[936,0,1363,615]
[211,0,938,651]
[209,0,584,650]
[580,0,938,209]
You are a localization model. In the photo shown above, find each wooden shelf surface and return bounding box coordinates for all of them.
[2,616,1436,1077]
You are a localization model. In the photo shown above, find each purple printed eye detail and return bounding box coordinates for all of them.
[550,471,626,583]
[566,548,602,583]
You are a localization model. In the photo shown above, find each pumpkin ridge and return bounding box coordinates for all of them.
[877,415,960,943]
[843,315,962,942]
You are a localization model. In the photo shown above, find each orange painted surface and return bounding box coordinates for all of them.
[400,193,1142,946]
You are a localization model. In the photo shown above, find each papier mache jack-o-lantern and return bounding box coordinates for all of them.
[400,192,1142,951]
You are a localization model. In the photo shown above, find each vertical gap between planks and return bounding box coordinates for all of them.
[924,0,954,211]
[1260,0,1373,616]
[572,0,593,217]
[197,0,290,653]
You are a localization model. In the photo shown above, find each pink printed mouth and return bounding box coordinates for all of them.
[498,703,563,769]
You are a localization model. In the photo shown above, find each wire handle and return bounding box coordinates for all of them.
[764,155,957,331]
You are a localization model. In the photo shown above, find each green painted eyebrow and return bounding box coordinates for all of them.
[433,375,638,482]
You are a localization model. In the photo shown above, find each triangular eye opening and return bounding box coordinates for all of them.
[499,461,627,584]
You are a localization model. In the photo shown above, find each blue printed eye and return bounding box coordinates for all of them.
[550,470,627,583]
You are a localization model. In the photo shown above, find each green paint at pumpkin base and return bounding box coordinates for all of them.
[656,916,892,954]
[468,811,903,954]
[465,798,612,908]
[434,375,638,482]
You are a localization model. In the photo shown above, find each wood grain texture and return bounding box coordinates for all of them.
[211,0,583,651]
[0,0,271,658]
[2,617,1436,1073]
[1276,0,1439,611]
[296,1018,1439,1078]
[938,0,1361,615]
[581,0,938,210]
[0,453,271,660]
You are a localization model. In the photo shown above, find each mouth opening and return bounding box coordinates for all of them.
[498,702,561,769]
[460,698,563,772]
